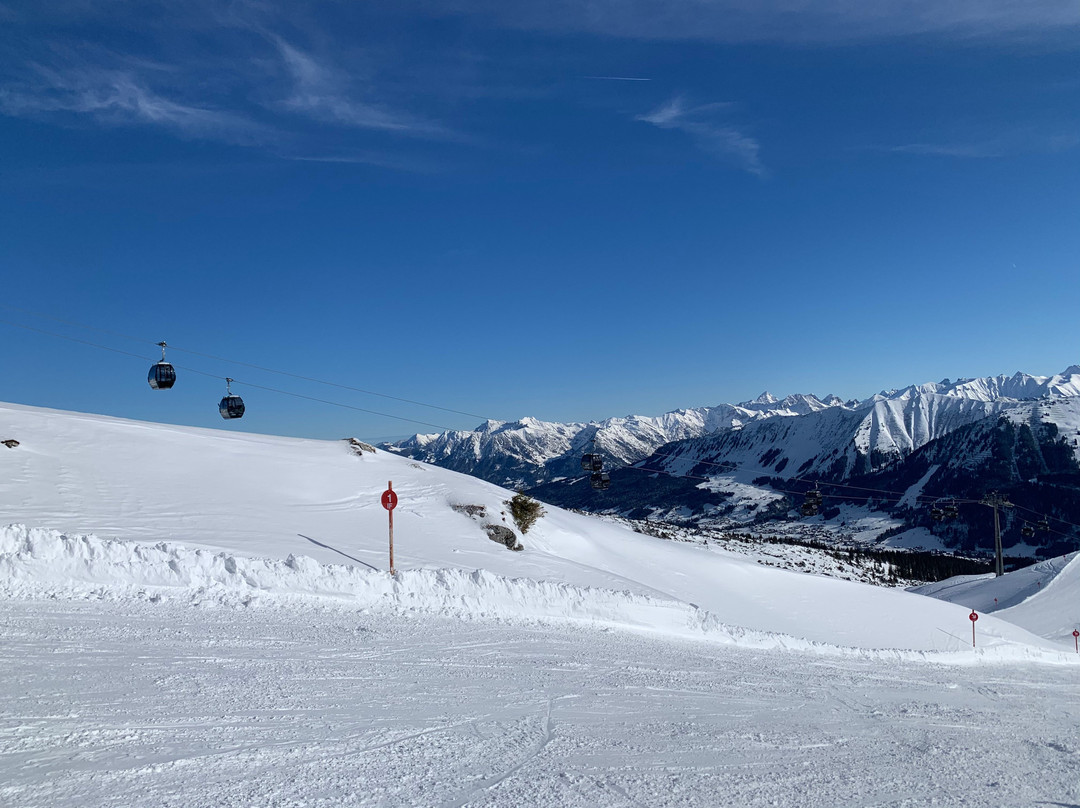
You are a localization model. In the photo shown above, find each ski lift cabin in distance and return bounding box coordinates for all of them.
[148,341,176,390]
[219,377,245,420]
[581,453,604,472]
[800,487,823,517]
[581,435,608,488]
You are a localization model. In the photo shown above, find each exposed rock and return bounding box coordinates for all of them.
[451,503,487,518]
[484,524,518,550]
[2,439,18,448]
[344,438,376,456]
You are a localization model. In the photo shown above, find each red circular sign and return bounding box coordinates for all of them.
[381,489,398,511]
[969,611,979,622]
[1074,630,1079,638]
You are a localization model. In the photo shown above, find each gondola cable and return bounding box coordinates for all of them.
[0,304,493,422]
[0,316,462,432]
[5,306,1080,538]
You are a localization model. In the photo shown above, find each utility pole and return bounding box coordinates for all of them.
[981,491,1013,577]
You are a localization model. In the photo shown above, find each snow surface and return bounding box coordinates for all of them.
[6,599,1080,808]
[912,551,1080,643]
[4,401,1080,807]
[1,401,1071,658]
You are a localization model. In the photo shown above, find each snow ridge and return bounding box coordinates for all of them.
[2,525,1073,664]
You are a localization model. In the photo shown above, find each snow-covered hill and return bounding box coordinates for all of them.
[912,551,1080,644]
[1,399,1074,658]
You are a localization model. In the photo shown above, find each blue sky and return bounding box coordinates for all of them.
[2,1,1079,441]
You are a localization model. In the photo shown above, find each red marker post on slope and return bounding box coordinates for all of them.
[969,610,979,648]
[1073,629,1079,654]
[381,482,398,575]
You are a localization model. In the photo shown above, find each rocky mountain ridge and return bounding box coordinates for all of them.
[383,367,1080,490]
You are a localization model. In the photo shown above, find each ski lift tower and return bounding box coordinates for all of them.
[981,491,1013,577]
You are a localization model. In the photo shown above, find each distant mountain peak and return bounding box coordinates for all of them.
[749,392,779,405]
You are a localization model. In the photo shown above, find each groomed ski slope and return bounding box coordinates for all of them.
[1,401,1076,659]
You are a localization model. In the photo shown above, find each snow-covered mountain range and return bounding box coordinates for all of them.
[383,368,1080,488]
[382,392,850,488]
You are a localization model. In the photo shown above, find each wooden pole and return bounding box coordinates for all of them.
[388,480,395,575]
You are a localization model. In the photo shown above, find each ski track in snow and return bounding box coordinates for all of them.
[2,599,1080,808]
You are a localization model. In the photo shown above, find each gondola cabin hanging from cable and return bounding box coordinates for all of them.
[147,341,176,390]
[800,487,823,517]
[590,471,611,491]
[581,453,604,472]
[218,377,245,420]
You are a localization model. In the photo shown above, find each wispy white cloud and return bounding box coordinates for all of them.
[637,96,764,176]
[889,131,1079,159]
[419,0,1080,43]
[0,21,458,164]
[0,64,268,144]
[271,37,448,137]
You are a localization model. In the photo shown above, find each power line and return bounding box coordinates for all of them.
[5,305,1080,541]
[0,316,462,432]
[0,304,494,422]
[0,318,158,364]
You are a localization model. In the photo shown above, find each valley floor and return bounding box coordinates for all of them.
[3,598,1078,808]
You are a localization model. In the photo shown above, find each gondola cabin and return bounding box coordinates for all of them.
[590,471,610,490]
[218,377,245,420]
[581,453,603,472]
[148,362,176,390]
[219,395,245,420]
[148,341,176,390]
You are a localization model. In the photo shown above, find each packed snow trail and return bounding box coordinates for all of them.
[2,598,1079,808]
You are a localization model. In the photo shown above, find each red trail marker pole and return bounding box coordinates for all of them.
[381,481,398,575]
[969,610,979,648]
[1073,629,1078,653]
